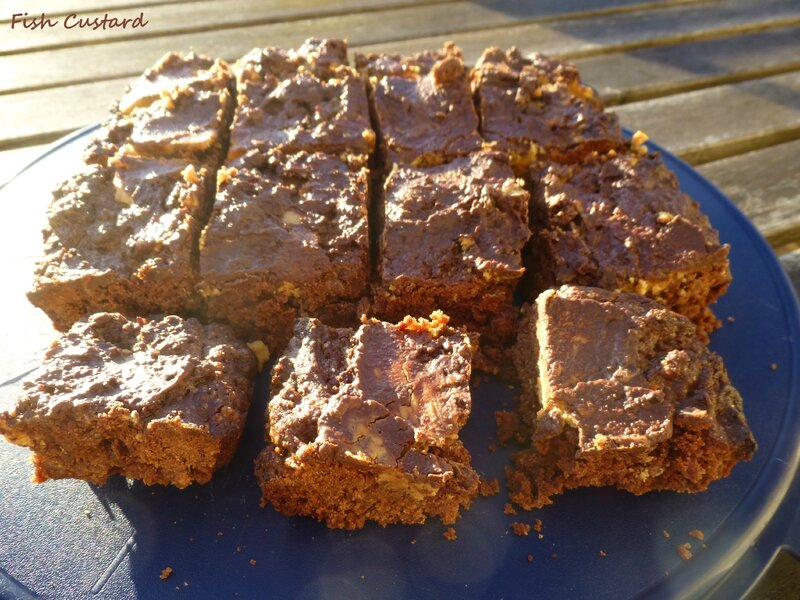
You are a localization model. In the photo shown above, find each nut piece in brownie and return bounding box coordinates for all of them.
[227,38,374,166]
[0,313,256,488]
[356,42,482,167]
[255,312,479,529]
[86,52,235,168]
[471,47,623,172]
[371,151,531,369]
[508,285,755,509]
[28,155,213,330]
[199,150,369,353]
[527,143,731,336]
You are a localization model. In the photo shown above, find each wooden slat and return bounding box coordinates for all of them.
[0,78,129,151]
[0,0,685,56]
[611,71,800,164]
[0,0,731,95]
[0,0,462,55]
[575,25,800,105]
[697,139,800,249]
[0,0,215,23]
[0,0,796,153]
[355,0,800,64]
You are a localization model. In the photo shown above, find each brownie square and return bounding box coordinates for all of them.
[372,150,531,367]
[28,155,214,330]
[509,285,755,509]
[528,145,731,336]
[86,52,235,168]
[0,313,256,488]
[227,38,375,166]
[356,42,482,167]
[471,47,623,172]
[255,313,479,529]
[199,150,370,352]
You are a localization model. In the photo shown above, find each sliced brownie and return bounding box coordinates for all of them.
[28,155,213,330]
[471,47,623,173]
[527,145,731,336]
[0,313,256,488]
[371,150,531,369]
[255,312,479,529]
[30,53,235,330]
[86,52,235,168]
[227,38,374,166]
[509,285,755,509]
[199,150,370,353]
[356,42,482,168]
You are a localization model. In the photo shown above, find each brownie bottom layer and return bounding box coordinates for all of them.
[506,422,755,510]
[255,443,479,530]
[3,406,243,489]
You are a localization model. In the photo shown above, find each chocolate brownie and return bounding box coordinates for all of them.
[371,150,531,370]
[527,144,731,336]
[356,42,482,167]
[227,38,374,166]
[471,47,623,172]
[199,150,369,353]
[28,155,213,330]
[0,313,256,488]
[86,52,235,168]
[508,285,755,509]
[255,312,479,529]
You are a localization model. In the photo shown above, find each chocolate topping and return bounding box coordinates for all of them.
[531,286,754,456]
[381,151,530,284]
[356,42,482,166]
[472,47,622,164]
[200,150,368,295]
[227,39,374,164]
[270,313,473,471]
[86,52,235,168]
[534,150,728,288]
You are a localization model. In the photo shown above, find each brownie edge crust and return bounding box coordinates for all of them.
[509,286,755,509]
[0,313,256,488]
[255,312,480,529]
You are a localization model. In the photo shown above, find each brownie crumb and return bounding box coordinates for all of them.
[487,444,497,453]
[677,543,693,560]
[235,546,242,553]
[249,559,257,566]
[662,530,671,539]
[511,522,531,536]
[443,527,458,541]
[479,477,500,497]
[599,550,607,557]
[527,554,534,563]
[410,539,417,545]
[689,529,705,541]
[495,410,525,445]
[770,363,778,371]
[503,503,517,515]
[727,316,735,324]
[160,567,173,580]
[533,519,543,533]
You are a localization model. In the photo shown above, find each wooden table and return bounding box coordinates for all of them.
[1,0,799,596]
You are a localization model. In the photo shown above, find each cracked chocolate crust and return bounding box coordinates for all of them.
[356,42,482,168]
[471,47,623,173]
[256,313,479,529]
[227,38,375,166]
[199,149,370,353]
[509,286,755,509]
[526,147,731,337]
[0,312,256,488]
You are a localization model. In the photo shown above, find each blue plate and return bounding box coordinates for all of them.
[0,128,798,600]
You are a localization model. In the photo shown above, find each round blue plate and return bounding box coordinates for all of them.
[0,128,798,600]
